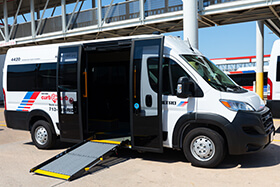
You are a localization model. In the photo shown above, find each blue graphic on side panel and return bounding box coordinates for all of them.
[17,92,34,111]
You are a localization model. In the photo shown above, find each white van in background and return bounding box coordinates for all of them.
[267,39,280,118]
[3,35,275,167]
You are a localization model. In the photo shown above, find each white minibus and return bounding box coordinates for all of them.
[3,35,275,167]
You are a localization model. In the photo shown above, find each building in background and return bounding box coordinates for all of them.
[211,55,270,95]
[211,55,270,73]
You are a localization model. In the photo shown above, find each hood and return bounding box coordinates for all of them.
[220,90,265,111]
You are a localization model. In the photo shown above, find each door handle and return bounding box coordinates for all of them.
[145,95,152,107]
[83,72,88,98]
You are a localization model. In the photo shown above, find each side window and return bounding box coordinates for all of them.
[147,57,190,95]
[37,63,57,91]
[170,60,190,94]
[7,63,57,91]
[7,64,37,91]
[277,56,280,81]
[147,57,171,95]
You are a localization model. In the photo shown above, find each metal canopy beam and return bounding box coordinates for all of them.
[9,0,23,39]
[3,0,8,42]
[139,0,144,22]
[265,19,280,37]
[66,0,81,31]
[0,28,5,40]
[269,5,280,20]
[35,0,50,36]
[0,0,77,18]
[30,0,36,38]
[69,0,85,30]
[61,0,66,33]
[101,0,114,26]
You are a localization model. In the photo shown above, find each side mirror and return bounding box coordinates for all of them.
[176,77,195,98]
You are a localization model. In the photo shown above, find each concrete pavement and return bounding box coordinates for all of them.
[0,108,280,187]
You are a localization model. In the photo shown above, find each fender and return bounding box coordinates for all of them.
[27,110,56,134]
[172,113,236,151]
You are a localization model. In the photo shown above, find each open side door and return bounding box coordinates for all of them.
[130,36,164,153]
[57,45,83,143]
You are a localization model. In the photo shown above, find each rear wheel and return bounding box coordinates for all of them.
[31,120,56,149]
[183,127,226,167]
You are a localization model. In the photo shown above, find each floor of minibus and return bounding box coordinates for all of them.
[86,48,131,141]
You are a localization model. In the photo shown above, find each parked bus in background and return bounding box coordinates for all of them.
[227,67,268,95]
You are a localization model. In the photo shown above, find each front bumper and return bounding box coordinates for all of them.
[227,106,275,155]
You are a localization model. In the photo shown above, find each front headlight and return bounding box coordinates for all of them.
[220,99,255,111]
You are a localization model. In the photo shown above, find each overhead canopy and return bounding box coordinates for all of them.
[0,0,280,54]
[199,1,280,37]
[0,0,77,18]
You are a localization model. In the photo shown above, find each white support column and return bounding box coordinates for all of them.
[30,0,36,38]
[61,0,67,33]
[139,0,145,23]
[183,0,198,49]
[97,0,102,28]
[3,0,9,42]
[256,21,264,99]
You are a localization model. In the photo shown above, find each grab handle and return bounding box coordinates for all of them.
[83,71,88,98]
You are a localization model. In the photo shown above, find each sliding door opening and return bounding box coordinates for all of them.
[86,48,131,140]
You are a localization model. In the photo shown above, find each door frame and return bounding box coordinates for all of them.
[129,36,164,153]
[57,45,84,143]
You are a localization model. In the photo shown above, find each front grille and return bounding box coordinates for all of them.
[261,110,273,133]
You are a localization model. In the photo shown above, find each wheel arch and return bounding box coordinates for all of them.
[172,113,232,151]
[27,110,56,135]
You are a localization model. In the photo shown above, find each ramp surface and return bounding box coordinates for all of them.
[31,141,119,180]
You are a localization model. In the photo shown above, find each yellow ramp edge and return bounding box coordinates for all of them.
[34,169,70,180]
[91,139,121,145]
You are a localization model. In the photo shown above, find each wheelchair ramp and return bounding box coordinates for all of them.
[30,140,120,181]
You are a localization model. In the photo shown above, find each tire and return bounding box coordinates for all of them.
[31,120,56,149]
[183,127,226,168]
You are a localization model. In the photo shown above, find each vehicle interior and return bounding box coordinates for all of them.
[85,47,131,140]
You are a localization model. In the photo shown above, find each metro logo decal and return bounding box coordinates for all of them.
[17,92,40,111]
[177,101,188,107]
[41,94,68,103]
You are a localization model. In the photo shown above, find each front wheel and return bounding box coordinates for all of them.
[31,120,56,149]
[183,128,226,168]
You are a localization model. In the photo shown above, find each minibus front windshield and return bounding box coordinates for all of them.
[181,55,245,92]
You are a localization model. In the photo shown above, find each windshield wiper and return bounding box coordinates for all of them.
[207,80,227,91]
[224,84,239,88]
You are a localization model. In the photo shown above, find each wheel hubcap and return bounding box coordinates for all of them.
[35,126,48,145]
[190,135,215,162]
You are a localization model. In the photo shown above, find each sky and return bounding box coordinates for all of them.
[12,0,280,59]
[165,22,279,59]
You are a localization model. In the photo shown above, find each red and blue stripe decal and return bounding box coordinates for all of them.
[177,101,188,107]
[229,70,255,74]
[17,92,40,111]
